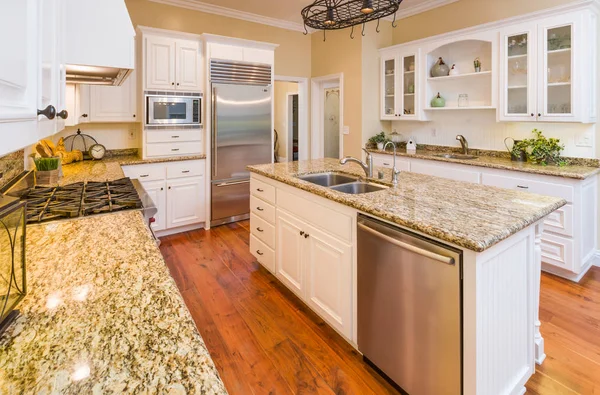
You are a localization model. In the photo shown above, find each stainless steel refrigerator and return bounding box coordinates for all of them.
[210,60,272,227]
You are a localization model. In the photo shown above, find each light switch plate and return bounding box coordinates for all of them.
[343,126,350,135]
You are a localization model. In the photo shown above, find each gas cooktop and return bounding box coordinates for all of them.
[21,178,143,224]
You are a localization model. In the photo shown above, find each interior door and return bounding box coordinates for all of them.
[212,83,272,181]
[276,210,304,297]
[146,36,176,90]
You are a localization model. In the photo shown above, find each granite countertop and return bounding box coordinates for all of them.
[368,148,600,180]
[58,154,206,185]
[248,159,566,252]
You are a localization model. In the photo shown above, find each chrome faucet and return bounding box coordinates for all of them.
[340,148,374,178]
[383,142,402,185]
[456,135,469,155]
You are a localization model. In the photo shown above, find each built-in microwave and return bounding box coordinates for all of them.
[146,93,202,126]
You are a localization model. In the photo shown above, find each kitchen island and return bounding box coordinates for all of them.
[0,157,225,394]
[247,159,566,395]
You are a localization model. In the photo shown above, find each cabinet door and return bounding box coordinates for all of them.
[276,210,305,297]
[146,36,176,90]
[538,15,578,122]
[411,161,481,184]
[141,180,167,231]
[381,54,398,120]
[37,0,61,138]
[54,0,67,133]
[305,224,352,338]
[166,176,205,229]
[243,48,274,65]
[499,24,537,122]
[209,43,244,62]
[175,40,201,91]
[90,70,137,122]
[399,53,417,120]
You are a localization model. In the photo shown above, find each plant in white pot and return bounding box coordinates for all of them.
[368,132,389,150]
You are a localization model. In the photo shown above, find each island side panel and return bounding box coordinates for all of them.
[534,222,546,364]
[463,224,538,395]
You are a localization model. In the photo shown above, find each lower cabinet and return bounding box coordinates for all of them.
[276,210,305,296]
[166,176,205,228]
[140,179,167,231]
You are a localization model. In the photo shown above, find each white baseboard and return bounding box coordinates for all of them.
[155,222,206,238]
[542,252,599,283]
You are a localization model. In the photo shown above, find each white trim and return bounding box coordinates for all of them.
[155,222,206,238]
[380,0,600,52]
[286,92,299,161]
[137,25,203,40]
[311,73,344,160]
[275,75,310,161]
[202,33,279,51]
[147,0,307,33]
[383,0,459,21]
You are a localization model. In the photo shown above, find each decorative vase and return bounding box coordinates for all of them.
[449,64,459,76]
[407,84,415,94]
[377,142,385,150]
[430,92,446,108]
[431,57,450,77]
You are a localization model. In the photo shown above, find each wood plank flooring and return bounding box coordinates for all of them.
[159,221,600,394]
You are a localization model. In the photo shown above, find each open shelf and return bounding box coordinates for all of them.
[428,70,492,81]
[548,48,571,55]
[508,54,528,60]
[404,93,415,96]
[548,82,571,87]
[425,106,496,111]
[404,70,415,74]
[385,94,395,97]
[508,85,528,89]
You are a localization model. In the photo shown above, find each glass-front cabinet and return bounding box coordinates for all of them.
[500,11,596,123]
[380,50,421,121]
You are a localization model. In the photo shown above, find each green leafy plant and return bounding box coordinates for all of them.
[34,157,60,171]
[368,131,389,146]
[518,129,566,166]
[510,140,529,159]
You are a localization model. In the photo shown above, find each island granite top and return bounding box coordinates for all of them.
[248,159,566,252]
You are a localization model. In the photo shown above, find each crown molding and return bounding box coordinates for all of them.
[147,0,307,33]
[383,0,460,22]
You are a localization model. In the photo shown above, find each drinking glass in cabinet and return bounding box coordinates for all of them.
[458,94,469,108]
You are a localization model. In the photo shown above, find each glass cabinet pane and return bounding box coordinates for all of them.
[402,55,416,116]
[384,58,396,116]
[506,33,529,115]
[546,25,572,115]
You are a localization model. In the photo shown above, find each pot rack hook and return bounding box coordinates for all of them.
[361,22,366,37]
[392,12,398,28]
[350,25,355,39]
[303,23,308,35]
[323,29,326,42]
[376,18,381,33]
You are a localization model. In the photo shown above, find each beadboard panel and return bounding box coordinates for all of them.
[391,111,596,158]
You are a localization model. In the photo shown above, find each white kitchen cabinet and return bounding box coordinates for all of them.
[209,43,244,62]
[276,210,305,296]
[380,49,421,121]
[90,70,137,122]
[205,38,276,66]
[141,179,167,231]
[167,176,205,228]
[499,10,596,123]
[371,153,411,171]
[144,34,201,92]
[411,159,481,183]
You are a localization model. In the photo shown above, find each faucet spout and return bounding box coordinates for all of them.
[384,142,401,185]
[339,148,374,178]
[456,135,469,155]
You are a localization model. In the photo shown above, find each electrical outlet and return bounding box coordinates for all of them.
[576,131,593,147]
[343,126,350,135]
[431,128,437,137]
[128,127,136,141]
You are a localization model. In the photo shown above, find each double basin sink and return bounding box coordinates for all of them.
[297,173,388,195]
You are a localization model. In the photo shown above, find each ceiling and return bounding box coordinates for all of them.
[155,0,459,28]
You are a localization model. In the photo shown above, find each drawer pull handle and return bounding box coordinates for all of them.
[256,250,264,256]
[172,135,180,138]
[517,185,529,189]
[182,170,190,174]
[257,207,264,211]
[256,188,264,192]
[256,227,264,232]
[383,163,390,166]
[172,148,180,152]
[140,174,149,178]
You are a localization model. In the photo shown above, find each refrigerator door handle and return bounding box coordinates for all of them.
[216,180,251,187]
[212,86,218,178]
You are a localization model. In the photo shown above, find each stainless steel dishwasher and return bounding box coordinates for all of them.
[357,215,462,395]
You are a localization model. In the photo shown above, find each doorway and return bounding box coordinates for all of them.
[274,76,309,162]
[311,73,344,159]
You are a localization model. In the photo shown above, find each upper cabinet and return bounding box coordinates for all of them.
[145,35,201,92]
[500,10,597,123]
[380,49,422,120]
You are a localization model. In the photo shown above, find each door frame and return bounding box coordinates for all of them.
[274,75,309,161]
[287,92,299,161]
[311,73,344,159]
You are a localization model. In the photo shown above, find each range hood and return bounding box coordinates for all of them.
[65,0,135,86]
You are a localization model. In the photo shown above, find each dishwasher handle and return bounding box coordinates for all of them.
[358,223,455,265]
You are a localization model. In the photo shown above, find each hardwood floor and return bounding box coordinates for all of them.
[160,221,600,394]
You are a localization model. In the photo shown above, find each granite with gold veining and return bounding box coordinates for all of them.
[368,147,600,180]
[0,150,25,190]
[0,211,227,394]
[56,154,206,185]
[248,159,566,252]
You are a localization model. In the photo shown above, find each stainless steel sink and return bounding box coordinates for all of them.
[330,182,388,194]
[297,172,359,187]
[434,153,478,160]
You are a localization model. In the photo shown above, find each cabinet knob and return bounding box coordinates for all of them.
[81,113,89,118]
[538,113,541,117]
[160,187,164,191]
[531,113,535,117]
[300,231,304,236]
[168,186,172,190]
[37,105,56,120]
[177,83,180,86]
[57,109,68,119]
[304,233,310,239]
[133,114,136,118]
[172,82,175,86]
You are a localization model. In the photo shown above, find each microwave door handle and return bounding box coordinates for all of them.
[212,87,217,179]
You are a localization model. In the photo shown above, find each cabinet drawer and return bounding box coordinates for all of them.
[250,234,275,273]
[166,160,205,179]
[411,161,481,184]
[122,163,166,182]
[372,155,410,171]
[250,195,275,223]
[278,189,352,242]
[250,214,275,249]
[541,233,575,272]
[146,129,202,143]
[543,204,573,237]
[146,141,203,157]
[251,178,276,204]
[481,174,573,203]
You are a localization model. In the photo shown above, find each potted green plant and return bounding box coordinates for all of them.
[474,57,482,72]
[504,138,528,162]
[527,129,566,166]
[33,156,61,185]
[368,131,388,150]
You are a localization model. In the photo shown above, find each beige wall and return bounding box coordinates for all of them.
[393,0,577,44]
[274,81,299,161]
[124,0,311,78]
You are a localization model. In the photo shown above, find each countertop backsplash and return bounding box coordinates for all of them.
[0,150,24,190]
